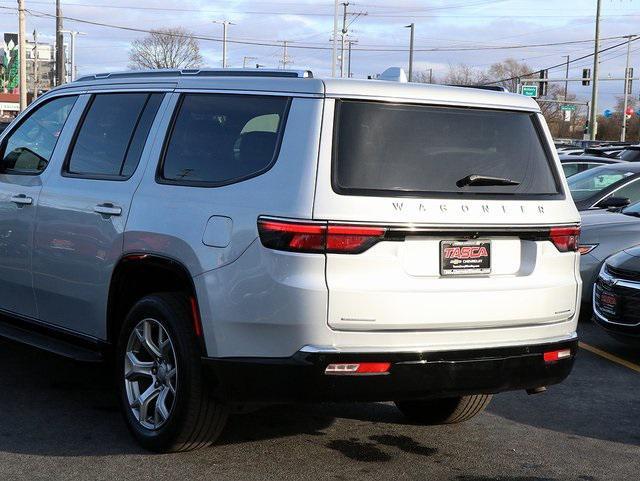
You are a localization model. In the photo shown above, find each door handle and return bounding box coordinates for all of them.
[94,203,122,216]
[10,194,33,206]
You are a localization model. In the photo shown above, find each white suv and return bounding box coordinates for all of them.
[0,69,581,452]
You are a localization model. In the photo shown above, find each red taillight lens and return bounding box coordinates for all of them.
[549,226,580,252]
[325,362,391,375]
[543,349,572,363]
[258,218,386,254]
[326,225,386,253]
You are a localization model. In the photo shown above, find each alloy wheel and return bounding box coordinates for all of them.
[124,318,178,430]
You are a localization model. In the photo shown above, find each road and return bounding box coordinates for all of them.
[0,321,638,481]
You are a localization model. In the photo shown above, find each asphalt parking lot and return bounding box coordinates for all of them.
[0,321,638,481]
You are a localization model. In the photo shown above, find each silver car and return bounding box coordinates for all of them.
[580,203,640,304]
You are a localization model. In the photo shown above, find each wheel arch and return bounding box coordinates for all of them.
[107,253,204,350]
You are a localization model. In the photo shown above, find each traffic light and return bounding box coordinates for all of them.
[626,67,634,95]
[582,68,591,86]
[539,69,548,96]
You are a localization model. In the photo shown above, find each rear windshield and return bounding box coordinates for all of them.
[333,100,561,198]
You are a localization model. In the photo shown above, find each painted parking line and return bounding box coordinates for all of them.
[579,341,640,374]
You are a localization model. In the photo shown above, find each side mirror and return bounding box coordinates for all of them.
[596,196,631,209]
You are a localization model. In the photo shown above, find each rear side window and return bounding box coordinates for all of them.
[333,100,561,198]
[160,94,290,186]
[66,93,164,178]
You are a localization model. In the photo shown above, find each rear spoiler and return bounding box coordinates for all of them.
[445,84,509,93]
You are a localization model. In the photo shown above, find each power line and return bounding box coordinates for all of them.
[482,36,640,86]
[12,7,640,54]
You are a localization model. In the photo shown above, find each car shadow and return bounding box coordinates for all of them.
[1,326,639,458]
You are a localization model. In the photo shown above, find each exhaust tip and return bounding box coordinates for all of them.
[526,386,547,395]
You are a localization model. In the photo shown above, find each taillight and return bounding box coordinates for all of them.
[257,218,386,254]
[549,226,580,252]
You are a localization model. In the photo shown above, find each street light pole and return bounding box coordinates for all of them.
[405,23,415,82]
[564,55,570,100]
[60,30,85,81]
[33,29,38,100]
[621,35,635,142]
[18,0,26,111]
[588,0,602,140]
[214,20,233,68]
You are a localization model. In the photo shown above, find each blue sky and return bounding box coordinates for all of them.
[0,0,638,109]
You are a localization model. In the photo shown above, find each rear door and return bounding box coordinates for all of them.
[32,92,167,338]
[314,98,580,332]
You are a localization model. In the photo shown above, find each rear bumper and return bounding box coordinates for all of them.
[203,338,578,403]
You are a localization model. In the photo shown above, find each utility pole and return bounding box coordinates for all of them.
[564,55,570,100]
[18,0,26,111]
[214,20,233,68]
[281,40,291,69]
[32,29,38,100]
[405,23,415,82]
[427,68,433,83]
[242,56,257,68]
[55,0,65,86]
[621,35,635,142]
[588,0,602,140]
[332,0,338,77]
[340,2,349,78]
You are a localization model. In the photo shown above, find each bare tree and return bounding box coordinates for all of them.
[129,27,203,70]
[442,63,487,86]
[485,58,535,93]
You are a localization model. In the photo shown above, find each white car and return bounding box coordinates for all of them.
[0,69,581,452]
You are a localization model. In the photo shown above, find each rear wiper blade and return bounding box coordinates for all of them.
[456,174,521,188]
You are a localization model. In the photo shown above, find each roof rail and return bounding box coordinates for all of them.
[446,84,509,93]
[75,68,314,82]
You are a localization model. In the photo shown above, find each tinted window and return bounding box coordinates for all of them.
[162,94,289,185]
[562,163,580,177]
[67,93,162,178]
[333,101,560,198]
[567,167,636,201]
[1,96,76,174]
[608,179,640,203]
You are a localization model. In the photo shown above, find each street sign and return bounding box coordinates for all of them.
[564,110,571,122]
[521,85,538,97]
[560,104,577,111]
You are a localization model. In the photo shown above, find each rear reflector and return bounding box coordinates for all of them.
[325,362,391,375]
[543,349,571,363]
[258,218,386,254]
[549,226,580,252]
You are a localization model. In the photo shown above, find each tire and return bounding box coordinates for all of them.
[116,292,228,452]
[395,394,492,425]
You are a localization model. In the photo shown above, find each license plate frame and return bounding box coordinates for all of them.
[440,239,491,276]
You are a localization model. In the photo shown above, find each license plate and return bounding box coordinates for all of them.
[440,240,491,276]
[598,290,618,316]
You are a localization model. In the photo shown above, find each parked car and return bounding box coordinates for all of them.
[559,154,625,178]
[567,162,640,210]
[583,144,632,158]
[593,245,640,346]
[578,204,640,306]
[0,69,580,452]
[618,145,640,162]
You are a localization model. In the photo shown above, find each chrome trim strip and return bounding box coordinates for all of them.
[298,333,578,354]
